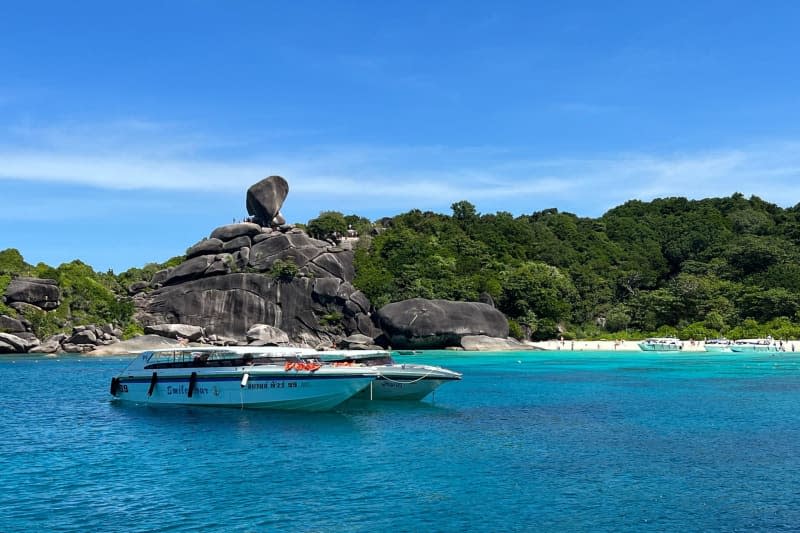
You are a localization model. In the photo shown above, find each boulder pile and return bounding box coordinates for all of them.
[0,320,123,354]
[133,175,378,348]
[1,174,521,353]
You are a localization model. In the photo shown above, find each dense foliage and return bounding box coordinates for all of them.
[352,194,800,340]
[4,194,800,341]
[0,249,181,339]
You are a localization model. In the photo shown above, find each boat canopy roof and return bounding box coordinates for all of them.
[124,346,319,371]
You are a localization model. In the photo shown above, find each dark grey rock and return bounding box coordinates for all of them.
[210,223,261,241]
[249,233,327,272]
[0,332,39,353]
[312,278,341,304]
[14,331,39,343]
[376,298,509,349]
[246,176,289,225]
[234,247,250,271]
[339,333,373,347]
[141,273,369,346]
[348,290,371,314]
[163,255,216,286]
[253,233,272,244]
[204,254,234,276]
[4,277,60,310]
[33,337,61,354]
[309,251,355,282]
[186,238,224,259]
[246,324,290,345]
[144,323,205,342]
[0,315,25,333]
[150,268,173,288]
[68,330,97,345]
[355,314,380,338]
[222,235,251,252]
[127,281,150,295]
[0,339,18,353]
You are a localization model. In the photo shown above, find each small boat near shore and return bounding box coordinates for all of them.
[313,350,462,400]
[704,338,733,353]
[729,338,782,353]
[638,337,682,352]
[109,347,379,411]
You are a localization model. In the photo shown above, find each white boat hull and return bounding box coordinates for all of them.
[704,346,732,353]
[353,365,461,401]
[730,345,781,353]
[113,367,375,411]
[638,343,681,352]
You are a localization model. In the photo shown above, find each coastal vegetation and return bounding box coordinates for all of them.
[4,193,800,342]
[345,193,800,340]
[0,248,177,339]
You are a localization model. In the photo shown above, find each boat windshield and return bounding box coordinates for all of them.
[316,353,394,365]
[141,348,313,369]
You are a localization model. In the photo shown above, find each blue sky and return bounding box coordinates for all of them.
[2,1,800,272]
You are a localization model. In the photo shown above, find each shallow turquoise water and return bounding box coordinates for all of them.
[2,351,800,532]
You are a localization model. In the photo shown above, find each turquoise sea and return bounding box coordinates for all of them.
[2,351,800,532]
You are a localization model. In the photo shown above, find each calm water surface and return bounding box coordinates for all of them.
[2,351,800,532]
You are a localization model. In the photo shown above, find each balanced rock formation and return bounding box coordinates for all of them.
[246,175,289,226]
[136,176,378,347]
[376,298,509,349]
[4,277,60,310]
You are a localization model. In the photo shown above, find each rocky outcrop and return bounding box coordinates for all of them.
[0,315,26,333]
[337,333,383,350]
[136,181,376,347]
[86,334,181,356]
[0,332,38,353]
[460,335,531,351]
[4,277,60,310]
[246,324,290,345]
[210,223,261,242]
[139,272,378,347]
[186,238,224,259]
[376,298,509,349]
[144,323,205,341]
[246,176,289,226]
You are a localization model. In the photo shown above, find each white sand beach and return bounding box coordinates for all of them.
[528,339,799,352]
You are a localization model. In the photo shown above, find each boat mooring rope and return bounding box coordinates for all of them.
[375,369,436,384]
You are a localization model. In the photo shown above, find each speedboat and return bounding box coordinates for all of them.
[729,338,782,353]
[109,346,379,411]
[638,337,682,352]
[704,338,733,353]
[314,350,462,400]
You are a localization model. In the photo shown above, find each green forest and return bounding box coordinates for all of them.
[4,193,800,341]
[331,193,800,341]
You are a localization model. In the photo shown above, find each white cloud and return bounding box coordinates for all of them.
[2,120,800,216]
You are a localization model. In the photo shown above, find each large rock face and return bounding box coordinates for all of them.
[246,176,289,225]
[138,207,377,346]
[376,298,509,349]
[4,277,61,310]
[140,272,377,347]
